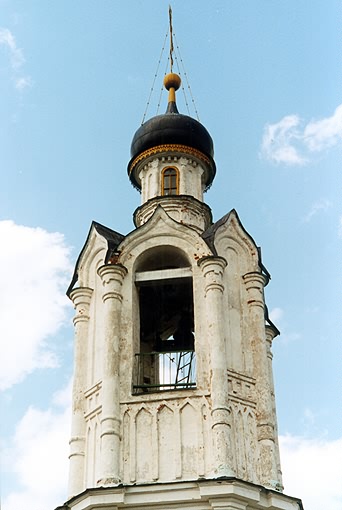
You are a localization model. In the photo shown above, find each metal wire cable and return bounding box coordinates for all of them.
[174,33,200,121]
[173,39,191,116]
[141,30,168,124]
[156,54,172,115]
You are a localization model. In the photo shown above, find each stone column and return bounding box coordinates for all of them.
[243,272,277,488]
[198,256,234,477]
[97,263,127,486]
[68,286,93,498]
[265,324,284,491]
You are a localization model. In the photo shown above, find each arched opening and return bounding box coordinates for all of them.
[161,167,179,196]
[136,245,189,271]
[133,246,196,393]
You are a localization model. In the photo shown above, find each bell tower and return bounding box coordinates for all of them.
[58,14,304,510]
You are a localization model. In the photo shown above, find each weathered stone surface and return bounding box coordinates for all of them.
[67,205,283,496]
[61,479,303,510]
[64,121,299,509]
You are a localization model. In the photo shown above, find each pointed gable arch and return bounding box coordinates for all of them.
[203,209,260,275]
[117,205,214,271]
[67,221,125,295]
[202,210,268,375]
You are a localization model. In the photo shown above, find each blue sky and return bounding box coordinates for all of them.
[0,1,341,509]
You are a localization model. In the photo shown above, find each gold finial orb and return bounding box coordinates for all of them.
[164,72,181,91]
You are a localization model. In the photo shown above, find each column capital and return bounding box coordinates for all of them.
[70,286,93,305]
[242,271,268,290]
[98,264,128,303]
[198,255,227,273]
[69,287,93,324]
[243,272,267,310]
[97,263,128,284]
[198,256,227,294]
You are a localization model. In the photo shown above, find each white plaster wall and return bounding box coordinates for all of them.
[74,230,109,389]
[120,397,211,484]
[178,157,204,199]
[66,479,303,510]
[212,214,260,376]
[84,412,101,487]
[69,208,282,494]
[134,196,212,233]
[138,156,205,203]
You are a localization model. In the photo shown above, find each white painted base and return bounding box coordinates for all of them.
[60,478,303,510]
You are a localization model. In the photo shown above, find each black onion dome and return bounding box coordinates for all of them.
[130,105,214,160]
[128,73,216,191]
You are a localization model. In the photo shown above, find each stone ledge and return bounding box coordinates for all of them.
[62,478,303,510]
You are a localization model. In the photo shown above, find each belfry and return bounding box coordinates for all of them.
[58,14,303,510]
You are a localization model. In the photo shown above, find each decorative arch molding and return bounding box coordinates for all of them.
[229,402,259,484]
[118,206,214,270]
[156,401,174,415]
[67,221,124,296]
[212,211,260,274]
[85,414,101,487]
[135,404,153,418]
[179,397,198,413]
[76,233,107,290]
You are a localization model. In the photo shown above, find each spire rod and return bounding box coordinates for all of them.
[169,5,174,72]
[164,6,181,111]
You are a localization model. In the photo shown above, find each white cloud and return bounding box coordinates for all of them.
[0,220,73,390]
[269,307,301,344]
[15,75,33,90]
[0,28,24,69]
[261,105,342,165]
[3,383,71,510]
[261,115,307,165]
[0,27,32,90]
[304,104,342,152]
[280,434,342,510]
[302,198,332,223]
[269,307,284,323]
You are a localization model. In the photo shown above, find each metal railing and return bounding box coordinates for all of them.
[133,351,196,393]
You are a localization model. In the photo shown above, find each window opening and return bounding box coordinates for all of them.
[133,265,196,393]
[162,167,179,196]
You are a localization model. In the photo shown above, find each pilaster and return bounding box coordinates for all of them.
[68,286,93,498]
[198,256,234,477]
[265,325,284,490]
[97,263,128,486]
[242,272,278,488]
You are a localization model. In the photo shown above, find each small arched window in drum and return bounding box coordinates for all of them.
[162,167,179,196]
